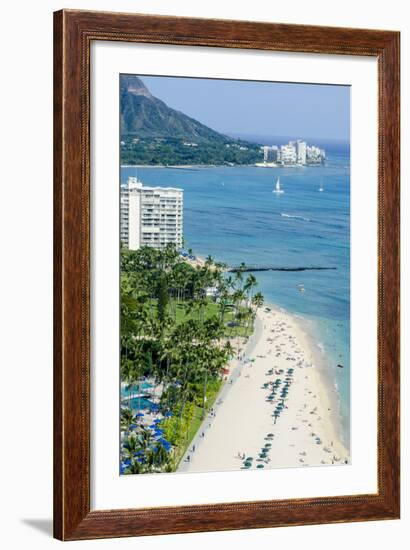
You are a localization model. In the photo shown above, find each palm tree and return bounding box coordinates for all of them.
[122,432,140,462]
[205,254,214,267]
[120,243,256,473]
[244,273,257,307]
[121,358,136,410]
[124,459,145,474]
[121,408,135,433]
[252,292,265,313]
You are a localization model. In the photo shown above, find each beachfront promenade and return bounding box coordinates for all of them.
[178,315,264,472]
[177,307,349,474]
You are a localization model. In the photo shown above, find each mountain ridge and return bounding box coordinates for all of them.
[120,75,263,166]
[120,75,230,143]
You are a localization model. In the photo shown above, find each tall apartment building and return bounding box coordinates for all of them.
[280,143,297,164]
[296,140,307,164]
[260,139,324,166]
[120,177,183,251]
[306,145,326,164]
[262,145,279,163]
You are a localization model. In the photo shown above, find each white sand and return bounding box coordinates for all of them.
[178,306,349,473]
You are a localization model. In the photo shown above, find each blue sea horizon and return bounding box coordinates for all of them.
[121,146,350,448]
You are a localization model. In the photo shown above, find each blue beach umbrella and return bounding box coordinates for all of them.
[158,438,172,451]
[164,411,173,418]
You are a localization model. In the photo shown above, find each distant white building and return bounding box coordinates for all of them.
[296,140,307,164]
[280,143,297,164]
[262,145,279,163]
[306,145,326,164]
[259,139,325,166]
[120,177,183,251]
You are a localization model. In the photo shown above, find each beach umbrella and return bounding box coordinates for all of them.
[135,412,144,418]
[257,464,265,469]
[158,438,172,451]
[164,411,173,418]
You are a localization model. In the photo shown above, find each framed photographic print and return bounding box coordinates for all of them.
[54,9,400,540]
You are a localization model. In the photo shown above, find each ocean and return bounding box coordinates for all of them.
[120,142,350,448]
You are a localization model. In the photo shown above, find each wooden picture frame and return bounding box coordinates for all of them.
[53,9,400,541]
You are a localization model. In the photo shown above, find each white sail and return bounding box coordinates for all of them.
[273,177,284,194]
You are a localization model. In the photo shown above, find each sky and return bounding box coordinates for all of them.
[140,75,350,142]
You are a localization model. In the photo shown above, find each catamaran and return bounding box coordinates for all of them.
[273,177,284,194]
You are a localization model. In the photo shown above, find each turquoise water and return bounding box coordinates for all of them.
[121,144,350,447]
[121,382,153,399]
[128,397,157,413]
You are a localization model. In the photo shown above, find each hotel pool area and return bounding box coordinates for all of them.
[128,397,158,413]
[121,381,153,399]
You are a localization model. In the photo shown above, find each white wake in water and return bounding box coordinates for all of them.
[281,213,311,222]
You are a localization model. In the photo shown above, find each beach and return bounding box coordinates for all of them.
[178,305,349,473]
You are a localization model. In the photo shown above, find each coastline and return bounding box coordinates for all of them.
[295,313,350,451]
[178,303,349,473]
[122,163,326,169]
[121,164,222,169]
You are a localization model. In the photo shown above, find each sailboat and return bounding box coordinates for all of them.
[273,177,284,194]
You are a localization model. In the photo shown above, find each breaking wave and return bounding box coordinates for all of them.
[281,213,311,222]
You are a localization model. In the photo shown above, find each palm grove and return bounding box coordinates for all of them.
[120,244,264,474]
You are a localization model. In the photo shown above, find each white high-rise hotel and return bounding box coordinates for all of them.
[261,139,324,166]
[120,177,183,251]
